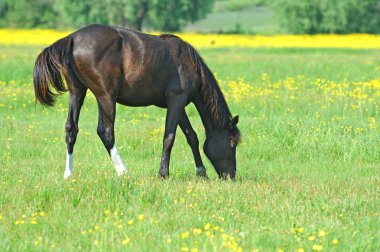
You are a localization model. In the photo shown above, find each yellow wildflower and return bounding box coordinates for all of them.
[181,231,189,239]
[312,245,323,251]
[295,227,304,233]
[318,230,326,237]
[308,235,316,241]
[122,238,130,245]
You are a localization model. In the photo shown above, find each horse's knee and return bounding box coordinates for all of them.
[163,133,175,151]
[97,125,114,150]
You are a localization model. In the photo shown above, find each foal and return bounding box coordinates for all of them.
[33,24,240,179]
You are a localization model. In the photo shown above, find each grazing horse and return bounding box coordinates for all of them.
[33,24,241,180]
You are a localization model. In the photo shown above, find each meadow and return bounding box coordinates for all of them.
[0,31,379,251]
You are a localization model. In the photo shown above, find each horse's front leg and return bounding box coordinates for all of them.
[159,93,188,178]
[179,111,208,178]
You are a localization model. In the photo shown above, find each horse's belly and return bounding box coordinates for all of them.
[116,89,167,108]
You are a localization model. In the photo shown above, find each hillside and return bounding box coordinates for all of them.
[184,0,281,34]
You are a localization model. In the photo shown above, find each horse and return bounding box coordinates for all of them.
[33,24,241,180]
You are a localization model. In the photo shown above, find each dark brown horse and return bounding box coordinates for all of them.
[33,24,240,180]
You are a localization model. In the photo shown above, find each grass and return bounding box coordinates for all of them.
[185,5,280,34]
[0,44,379,251]
[184,0,280,35]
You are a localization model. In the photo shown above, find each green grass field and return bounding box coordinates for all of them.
[0,44,379,251]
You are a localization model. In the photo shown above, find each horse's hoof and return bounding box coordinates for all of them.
[64,170,73,180]
[117,169,128,177]
[196,166,208,179]
[159,170,169,179]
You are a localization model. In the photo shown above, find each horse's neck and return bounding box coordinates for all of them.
[194,96,228,135]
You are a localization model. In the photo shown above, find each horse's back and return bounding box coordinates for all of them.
[68,24,200,107]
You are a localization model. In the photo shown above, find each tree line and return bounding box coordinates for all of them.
[0,0,214,31]
[273,0,380,34]
[1,0,380,34]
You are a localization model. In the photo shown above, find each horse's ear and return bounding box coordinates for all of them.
[230,115,239,128]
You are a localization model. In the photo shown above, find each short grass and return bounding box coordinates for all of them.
[0,44,379,251]
[185,5,280,34]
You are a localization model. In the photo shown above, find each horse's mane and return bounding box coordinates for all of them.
[186,42,241,145]
[185,43,230,126]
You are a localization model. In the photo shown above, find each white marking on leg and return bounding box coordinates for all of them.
[110,144,128,177]
[64,151,73,179]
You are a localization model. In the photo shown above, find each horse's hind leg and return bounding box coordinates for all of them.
[96,97,127,177]
[64,85,87,179]
[179,111,208,178]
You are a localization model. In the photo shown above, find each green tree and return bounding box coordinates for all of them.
[149,0,213,31]
[0,0,214,31]
[1,0,57,28]
[274,0,380,34]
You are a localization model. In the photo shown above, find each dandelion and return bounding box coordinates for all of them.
[193,228,202,235]
[122,238,130,245]
[318,230,326,237]
[94,240,99,245]
[0,215,2,221]
[128,219,134,225]
[332,239,339,245]
[204,223,211,230]
[308,235,316,241]
[295,227,303,234]
[39,211,46,217]
[181,247,189,252]
[298,248,305,252]
[312,244,323,251]
[166,238,172,243]
[181,231,189,239]
[138,214,144,221]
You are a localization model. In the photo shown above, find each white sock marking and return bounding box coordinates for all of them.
[110,144,128,177]
[64,151,73,179]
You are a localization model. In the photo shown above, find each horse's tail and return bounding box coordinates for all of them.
[33,36,73,107]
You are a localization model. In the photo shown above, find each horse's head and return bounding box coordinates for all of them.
[204,116,241,179]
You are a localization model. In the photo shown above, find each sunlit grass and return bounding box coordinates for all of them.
[0,44,379,251]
